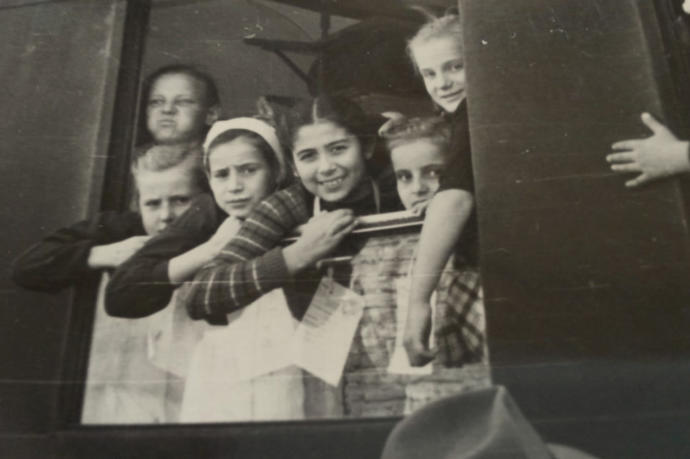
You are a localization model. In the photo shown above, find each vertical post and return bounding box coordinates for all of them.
[99,0,151,212]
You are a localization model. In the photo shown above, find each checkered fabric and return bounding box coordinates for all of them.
[347,233,486,369]
[433,263,486,367]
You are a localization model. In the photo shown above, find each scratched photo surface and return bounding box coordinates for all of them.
[3,0,690,458]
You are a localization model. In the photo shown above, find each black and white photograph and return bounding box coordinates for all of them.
[2,0,690,457]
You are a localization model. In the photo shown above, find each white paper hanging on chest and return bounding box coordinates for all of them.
[226,288,298,382]
[387,276,435,375]
[291,276,365,386]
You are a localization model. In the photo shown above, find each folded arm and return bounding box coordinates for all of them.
[106,194,222,318]
[12,211,144,292]
[183,185,313,324]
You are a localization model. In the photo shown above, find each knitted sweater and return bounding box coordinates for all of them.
[184,181,401,324]
[105,194,225,318]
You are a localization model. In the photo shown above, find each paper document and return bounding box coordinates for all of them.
[225,288,298,381]
[291,277,365,386]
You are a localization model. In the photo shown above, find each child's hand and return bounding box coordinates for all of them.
[287,209,357,271]
[87,235,151,269]
[607,113,690,187]
[204,217,241,258]
[378,111,406,136]
[403,299,436,366]
[410,199,430,216]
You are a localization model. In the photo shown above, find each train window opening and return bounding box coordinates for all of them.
[70,0,491,427]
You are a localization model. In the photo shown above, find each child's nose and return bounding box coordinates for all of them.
[317,155,336,175]
[412,177,429,194]
[161,100,176,113]
[437,73,452,89]
[227,173,243,192]
[160,202,175,222]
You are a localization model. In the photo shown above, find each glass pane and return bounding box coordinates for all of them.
[81,0,490,425]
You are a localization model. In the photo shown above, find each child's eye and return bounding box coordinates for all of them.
[329,144,348,154]
[296,150,317,162]
[211,168,229,179]
[238,165,259,175]
[171,196,191,206]
[143,200,160,208]
[421,70,435,79]
[424,167,444,180]
[148,98,164,107]
[175,98,196,106]
[395,171,412,183]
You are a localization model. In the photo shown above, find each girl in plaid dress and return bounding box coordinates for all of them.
[381,116,485,367]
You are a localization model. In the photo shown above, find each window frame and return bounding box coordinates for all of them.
[53,1,411,453]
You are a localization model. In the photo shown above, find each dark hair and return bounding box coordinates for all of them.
[136,64,220,146]
[142,64,220,108]
[278,95,379,159]
[206,129,290,189]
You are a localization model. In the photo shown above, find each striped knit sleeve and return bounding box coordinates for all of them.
[184,185,310,322]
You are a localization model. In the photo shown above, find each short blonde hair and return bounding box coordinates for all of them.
[407,13,463,73]
[131,143,208,193]
[381,116,451,154]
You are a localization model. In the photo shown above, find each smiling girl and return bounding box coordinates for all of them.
[183,95,402,322]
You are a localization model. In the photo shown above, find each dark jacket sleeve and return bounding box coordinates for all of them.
[105,193,222,318]
[11,211,145,292]
[440,102,475,194]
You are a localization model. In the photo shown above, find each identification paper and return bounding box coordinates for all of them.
[225,288,298,381]
[291,276,365,386]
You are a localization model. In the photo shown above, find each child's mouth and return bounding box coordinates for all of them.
[319,177,345,190]
[440,91,463,101]
[225,198,249,207]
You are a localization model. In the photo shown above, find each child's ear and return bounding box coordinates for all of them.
[363,141,375,161]
[205,105,221,126]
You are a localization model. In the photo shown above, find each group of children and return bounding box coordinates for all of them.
[13,11,495,422]
[16,4,690,423]
[18,3,690,423]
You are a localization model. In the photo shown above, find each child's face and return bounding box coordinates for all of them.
[136,163,201,235]
[292,121,371,203]
[146,73,215,145]
[411,36,466,113]
[391,138,445,212]
[208,138,275,219]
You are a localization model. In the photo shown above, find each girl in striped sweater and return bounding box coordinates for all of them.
[182,94,402,323]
